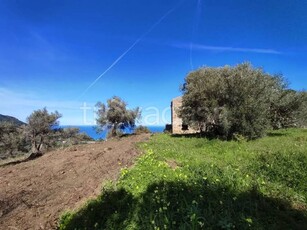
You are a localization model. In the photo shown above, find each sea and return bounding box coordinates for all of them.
[61,125,165,140]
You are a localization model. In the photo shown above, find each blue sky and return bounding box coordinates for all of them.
[0,0,306,125]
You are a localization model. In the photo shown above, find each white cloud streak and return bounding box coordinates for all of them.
[173,42,282,54]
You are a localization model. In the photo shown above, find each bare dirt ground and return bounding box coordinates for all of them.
[0,134,150,230]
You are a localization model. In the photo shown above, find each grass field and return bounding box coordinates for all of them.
[59,129,307,230]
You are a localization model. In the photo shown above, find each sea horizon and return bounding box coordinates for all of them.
[60,125,165,140]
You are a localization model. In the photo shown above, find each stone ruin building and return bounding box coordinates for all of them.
[170,96,197,134]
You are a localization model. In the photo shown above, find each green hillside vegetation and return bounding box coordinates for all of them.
[59,128,307,230]
[0,109,93,161]
[0,114,25,126]
[1,96,140,162]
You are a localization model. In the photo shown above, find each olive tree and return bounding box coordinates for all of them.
[25,108,61,156]
[269,89,306,129]
[0,122,24,157]
[96,96,141,137]
[180,63,294,139]
[295,91,307,127]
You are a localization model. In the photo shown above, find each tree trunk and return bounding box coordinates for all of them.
[112,124,118,137]
[27,151,43,160]
[30,135,43,160]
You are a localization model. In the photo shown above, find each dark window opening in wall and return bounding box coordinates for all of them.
[182,124,188,131]
[165,124,172,132]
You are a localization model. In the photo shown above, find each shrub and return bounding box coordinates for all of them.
[60,127,94,146]
[134,125,151,134]
[0,122,27,158]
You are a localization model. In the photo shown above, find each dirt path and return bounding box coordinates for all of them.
[0,134,150,230]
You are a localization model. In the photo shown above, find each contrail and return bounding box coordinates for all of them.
[190,0,202,70]
[177,43,282,54]
[78,1,185,99]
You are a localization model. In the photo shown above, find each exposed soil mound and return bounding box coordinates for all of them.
[0,134,150,229]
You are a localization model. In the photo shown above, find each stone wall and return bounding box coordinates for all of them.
[171,96,197,134]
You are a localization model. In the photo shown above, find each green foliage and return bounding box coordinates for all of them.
[106,129,124,139]
[0,110,96,160]
[0,121,27,158]
[0,115,96,160]
[96,96,141,138]
[180,63,305,139]
[59,129,307,230]
[60,127,93,146]
[270,89,306,129]
[25,108,62,154]
[134,125,151,135]
[296,92,307,127]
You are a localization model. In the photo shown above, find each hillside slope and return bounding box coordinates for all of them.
[60,129,307,230]
[0,134,150,229]
[0,114,25,126]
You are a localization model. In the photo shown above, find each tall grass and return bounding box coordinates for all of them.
[59,129,307,230]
